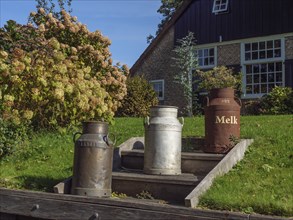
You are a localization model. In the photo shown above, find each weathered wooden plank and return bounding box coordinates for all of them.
[0,188,250,220]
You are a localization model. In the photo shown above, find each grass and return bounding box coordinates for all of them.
[0,115,292,216]
[198,115,293,217]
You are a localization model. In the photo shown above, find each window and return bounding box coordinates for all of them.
[245,62,283,95]
[150,80,164,100]
[242,38,284,98]
[244,39,282,61]
[197,48,216,68]
[212,0,229,14]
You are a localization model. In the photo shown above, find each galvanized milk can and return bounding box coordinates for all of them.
[144,106,183,175]
[71,121,114,197]
[204,88,241,153]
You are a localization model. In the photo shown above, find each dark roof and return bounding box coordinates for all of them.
[130,0,193,75]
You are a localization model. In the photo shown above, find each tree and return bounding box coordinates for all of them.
[172,32,198,117]
[147,0,183,43]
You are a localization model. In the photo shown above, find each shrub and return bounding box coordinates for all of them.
[0,9,128,130]
[0,118,30,158]
[242,100,262,115]
[260,86,293,115]
[117,76,158,117]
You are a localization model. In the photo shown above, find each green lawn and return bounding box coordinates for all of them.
[0,115,292,216]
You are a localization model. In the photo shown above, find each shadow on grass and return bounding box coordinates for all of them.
[16,175,66,192]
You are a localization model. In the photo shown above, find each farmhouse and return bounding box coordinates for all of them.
[130,0,293,113]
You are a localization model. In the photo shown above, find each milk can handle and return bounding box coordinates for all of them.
[235,97,242,107]
[205,97,210,107]
[73,132,82,143]
[103,133,116,146]
[144,116,150,126]
[179,117,184,127]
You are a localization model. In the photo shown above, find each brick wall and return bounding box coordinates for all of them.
[131,27,187,114]
[285,36,293,59]
[217,43,241,66]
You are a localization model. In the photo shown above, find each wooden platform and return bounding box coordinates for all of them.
[1,188,290,220]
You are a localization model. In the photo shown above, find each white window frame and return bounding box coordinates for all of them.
[196,47,217,69]
[241,37,285,99]
[212,0,229,14]
[150,79,164,101]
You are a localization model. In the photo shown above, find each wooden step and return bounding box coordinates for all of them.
[121,149,224,175]
[112,170,203,204]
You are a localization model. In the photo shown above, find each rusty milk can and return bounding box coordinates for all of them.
[71,121,114,197]
[144,105,183,175]
[204,88,241,153]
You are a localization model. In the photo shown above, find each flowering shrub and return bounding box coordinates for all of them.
[116,76,158,117]
[0,9,128,129]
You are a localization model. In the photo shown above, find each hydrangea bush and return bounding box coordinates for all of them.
[0,9,128,129]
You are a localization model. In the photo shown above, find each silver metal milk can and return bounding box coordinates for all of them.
[71,121,114,197]
[144,106,183,175]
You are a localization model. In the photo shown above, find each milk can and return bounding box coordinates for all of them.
[71,121,114,197]
[144,106,183,175]
[204,88,241,153]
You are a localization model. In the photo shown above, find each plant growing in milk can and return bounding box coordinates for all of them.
[196,66,242,91]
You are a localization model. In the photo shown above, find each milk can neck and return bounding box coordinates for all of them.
[209,88,235,98]
[82,121,108,134]
[150,105,178,118]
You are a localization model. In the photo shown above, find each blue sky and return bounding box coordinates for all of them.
[0,0,162,67]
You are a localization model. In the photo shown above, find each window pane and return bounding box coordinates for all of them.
[253,64,260,73]
[245,52,251,60]
[222,0,227,3]
[259,51,266,59]
[268,73,274,82]
[261,74,267,83]
[214,5,220,10]
[261,64,267,72]
[261,84,267,93]
[267,40,273,49]
[276,72,282,82]
[276,62,282,71]
[245,43,251,51]
[274,49,281,57]
[252,43,258,51]
[253,74,260,83]
[254,85,260,94]
[209,57,214,65]
[209,48,214,56]
[268,83,275,92]
[246,65,252,73]
[204,49,208,56]
[268,63,274,72]
[259,42,265,50]
[252,51,258,60]
[204,57,209,65]
[274,39,281,48]
[267,50,273,58]
[246,75,252,84]
[220,4,226,9]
